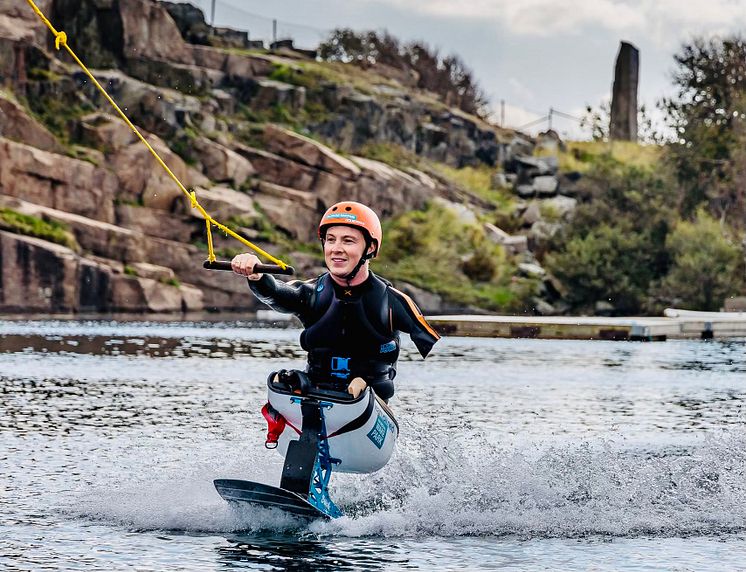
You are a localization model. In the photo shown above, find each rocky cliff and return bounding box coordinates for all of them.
[0,0,571,315]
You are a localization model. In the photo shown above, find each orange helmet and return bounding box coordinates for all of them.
[318,201,382,257]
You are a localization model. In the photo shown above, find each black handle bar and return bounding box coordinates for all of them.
[202,260,295,276]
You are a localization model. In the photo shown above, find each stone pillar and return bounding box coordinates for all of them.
[609,41,639,141]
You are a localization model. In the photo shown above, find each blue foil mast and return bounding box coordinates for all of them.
[292,397,343,518]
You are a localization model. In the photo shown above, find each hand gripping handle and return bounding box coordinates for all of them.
[202,260,295,275]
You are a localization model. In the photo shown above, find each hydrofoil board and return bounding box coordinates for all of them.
[214,479,331,519]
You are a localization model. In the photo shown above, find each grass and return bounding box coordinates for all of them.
[431,163,515,210]
[0,208,78,251]
[555,140,663,173]
[356,141,423,170]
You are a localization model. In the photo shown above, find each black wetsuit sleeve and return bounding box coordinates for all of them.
[248,275,314,316]
[389,288,440,358]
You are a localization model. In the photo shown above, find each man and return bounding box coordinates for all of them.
[231,201,439,401]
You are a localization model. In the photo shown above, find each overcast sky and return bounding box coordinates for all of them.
[180,0,746,139]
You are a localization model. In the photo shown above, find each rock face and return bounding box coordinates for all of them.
[0,230,79,312]
[0,138,118,223]
[0,92,60,152]
[0,0,544,316]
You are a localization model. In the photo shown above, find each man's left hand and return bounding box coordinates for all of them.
[347,377,367,398]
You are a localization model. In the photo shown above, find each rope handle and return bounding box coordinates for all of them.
[24,0,291,271]
[203,260,295,275]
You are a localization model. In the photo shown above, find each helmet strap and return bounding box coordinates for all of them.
[342,236,373,284]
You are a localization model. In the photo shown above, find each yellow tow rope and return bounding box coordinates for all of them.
[25,0,289,269]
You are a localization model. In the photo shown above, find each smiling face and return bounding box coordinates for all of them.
[323,225,373,281]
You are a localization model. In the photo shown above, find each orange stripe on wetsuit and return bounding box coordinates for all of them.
[389,287,441,341]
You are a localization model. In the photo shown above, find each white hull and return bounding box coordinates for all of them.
[268,387,398,474]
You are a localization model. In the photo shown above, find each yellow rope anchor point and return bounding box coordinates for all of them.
[24,0,290,270]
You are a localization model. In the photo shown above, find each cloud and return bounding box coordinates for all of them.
[368,0,746,46]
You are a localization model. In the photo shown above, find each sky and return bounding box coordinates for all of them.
[179,0,746,140]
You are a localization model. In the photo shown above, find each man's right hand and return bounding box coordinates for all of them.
[231,253,263,280]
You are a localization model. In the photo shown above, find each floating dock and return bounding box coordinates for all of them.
[427,310,746,341]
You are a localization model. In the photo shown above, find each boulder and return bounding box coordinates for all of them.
[533,175,559,197]
[179,282,204,311]
[542,195,577,220]
[518,262,547,279]
[0,0,51,48]
[532,297,557,316]
[143,236,202,274]
[183,186,259,222]
[395,281,443,314]
[233,144,318,192]
[77,112,138,154]
[192,136,255,186]
[491,172,509,190]
[433,197,477,224]
[127,261,175,282]
[510,155,556,182]
[115,204,197,243]
[108,273,184,312]
[483,222,528,255]
[110,132,207,209]
[529,221,562,243]
[0,137,117,223]
[521,202,542,226]
[119,0,194,65]
[264,124,361,180]
[221,52,275,79]
[255,180,317,210]
[249,79,305,111]
[125,57,223,96]
[78,70,202,139]
[0,229,78,312]
[405,168,438,191]
[252,193,317,241]
[0,92,60,152]
[351,156,416,185]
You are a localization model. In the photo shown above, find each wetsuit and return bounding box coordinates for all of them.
[249,272,440,400]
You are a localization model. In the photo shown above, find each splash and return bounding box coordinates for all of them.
[317,423,746,538]
[61,424,746,539]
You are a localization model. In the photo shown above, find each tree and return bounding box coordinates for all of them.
[319,29,488,118]
[663,36,746,225]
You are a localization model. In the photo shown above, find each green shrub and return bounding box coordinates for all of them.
[659,211,744,310]
[545,223,658,314]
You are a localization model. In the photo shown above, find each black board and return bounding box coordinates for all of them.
[214,479,330,519]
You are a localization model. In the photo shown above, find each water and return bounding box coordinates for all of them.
[2,319,746,571]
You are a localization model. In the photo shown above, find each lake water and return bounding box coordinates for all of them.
[2,319,746,571]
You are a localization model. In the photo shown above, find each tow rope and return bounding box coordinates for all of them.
[25,0,290,270]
